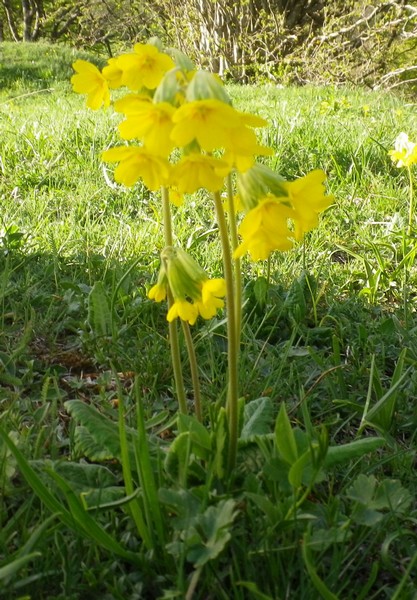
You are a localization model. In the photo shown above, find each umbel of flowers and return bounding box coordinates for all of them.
[71,39,333,469]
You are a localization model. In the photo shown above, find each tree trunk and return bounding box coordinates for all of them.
[1,0,21,41]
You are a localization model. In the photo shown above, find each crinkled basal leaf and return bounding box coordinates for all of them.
[65,400,137,463]
[240,397,274,441]
[87,281,112,337]
[51,461,125,508]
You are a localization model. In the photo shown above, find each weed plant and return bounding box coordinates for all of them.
[1,42,417,599]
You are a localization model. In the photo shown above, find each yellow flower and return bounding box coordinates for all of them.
[196,279,226,319]
[223,129,273,173]
[172,100,264,150]
[172,154,229,194]
[167,300,199,325]
[171,99,240,150]
[149,247,226,325]
[388,132,417,168]
[114,44,175,91]
[116,98,176,156]
[282,170,333,239]
[71,60,110,110]
[101,146,170,190]
[234,196,295,261]
[168,187,184,207]
[148,282,167,302]
[102,57,124,89]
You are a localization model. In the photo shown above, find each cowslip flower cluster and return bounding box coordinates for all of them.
[234,166,333,261]
[148,247,226,325]
[389,133,417,168]
[71,38,333,322]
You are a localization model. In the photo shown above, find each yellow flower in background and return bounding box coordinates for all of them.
[114,43,175,91]
[117,99,176,156]
[282,169,333,239]
[172,154,229,193]
[102,146,170,190]
[71,60,110,110]
[149,247,226,325]
[389,132,417,168]
[234,197,295,261]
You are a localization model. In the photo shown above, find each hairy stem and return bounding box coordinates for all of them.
[161,186,187,415]
[213,190,239,471]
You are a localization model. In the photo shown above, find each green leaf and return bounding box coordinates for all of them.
[288,449,313,488]
[324,437,385,468]
[87,281,112,337]
[65,400,136,464]
[240,397,274,441]
[47,468,137,563]
[186,499,238,568]
[51,461,125,509]
[159,488,201,531]
[178,413,212,457]
[365,350,408,431]
[164,432,191,482]
[302,528,339,600]
[275,403,298,465]
[0,553,41,583]
[237,581,274,600]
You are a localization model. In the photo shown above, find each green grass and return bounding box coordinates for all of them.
[1,41,417,599]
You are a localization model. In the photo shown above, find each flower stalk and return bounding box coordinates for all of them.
[213,191,239,471]
[161,186,188,415]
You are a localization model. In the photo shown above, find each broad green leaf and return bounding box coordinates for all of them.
[87,281,112,337]
[159,488,201,530]
[324,437,385,468]
[51,462,125,509]
[164,432,191,481]
[240,397,274,441]
[275,403,298,465]
[288,449,313,488]
[186,499,238,568]
[65,400,137,464]
[178,413,212,457]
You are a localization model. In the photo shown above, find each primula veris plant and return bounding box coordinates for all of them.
[71,38,332,470]
[388,132,417,236]
[389,132,417,168]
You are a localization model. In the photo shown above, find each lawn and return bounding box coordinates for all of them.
[1,41,417,599]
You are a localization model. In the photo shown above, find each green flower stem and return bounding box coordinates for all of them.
[161,186,188,415]
[182,320,202,421]
[407,165,414,236]
[213,190,239,471]
[227,173,242,347]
